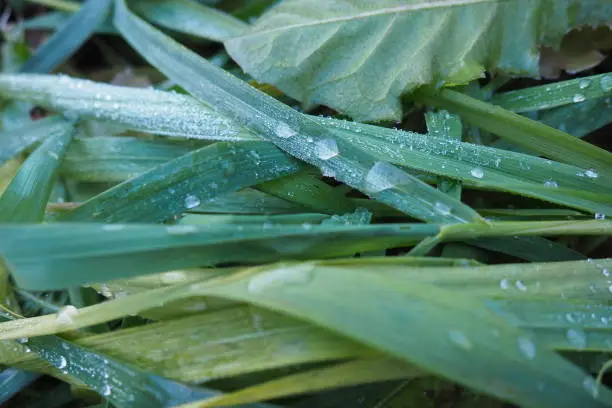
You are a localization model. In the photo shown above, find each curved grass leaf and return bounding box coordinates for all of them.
[0,120,74,222]
[224,0,612,121]
[20,0,113,73]
[113,0,482,224]
[492,73,612,113]
[59,141,302,223]
[0,116,71,167]
[130,0,248,42]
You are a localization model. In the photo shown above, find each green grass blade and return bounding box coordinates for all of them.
[425,110,463,199]
[0,368,40,404]
[0,116,70,166]
[537,97,612,139]
[113,0,482,224]
[22,11,118,35]
[59,141,302,223]
[415,88,612,174]
[20,0,113,73]
[491,73,612,113]
[0,223,437,289]
[131,0,248,42]
[469,236,585,262]
[0,121,74,222]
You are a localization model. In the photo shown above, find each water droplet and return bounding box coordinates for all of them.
[602,268,610,277]
[583,376,599,398]
[274,123,297,138]
[102,224,125,232]
[56,305,78,325]
[160,271,187,284]
[314,139,339,160]
[608,285,612,294]
[101,384,112,397]
[578,79,592,89]
[499,278,510,290]
[17,337,28,344]
[517,337,536,359]
[585,169,599,179]
[47,151,59,160]
[166,224,198,235]
[600,74,612,92]
[572,94,586,103]
[57,355,67,369]
[594,213,606,220]
[544,179,558,188]
[302,223,312,231]
[448,329,472,350]
[247,263,314,293]
[184,194,200,209]
[364,162,412,193]
[470,168,484,179]
[515,280,528,292]
[566,328,587,349]
[62,110,79,122]
[434,201,451,216]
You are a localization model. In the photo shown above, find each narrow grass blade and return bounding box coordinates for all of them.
[22,12,118,35]
[0,121,74,222]
[469,236,585,262]
[425,111,462,199]
[415,88,612,174]
[0,223,437,290]
[131,0,248,42]
[59,141,301,223]
[0,116,71,166]
[185,358,420,408]
[187,189,307,215]
[61,136,201,182]
[113,0,482,224]
[492,73,612,113]
[0,368,40,404]
[537,97,612,139]
[20,0,113,73]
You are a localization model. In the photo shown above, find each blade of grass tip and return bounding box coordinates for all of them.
[491,73,612,113]
[131,0,248,42]
[0,119,74,222]
[414,88,612,175]
[113,0,482,224]
[0,116,70,167]
[182,358,421,408]
[0,222,438,290]
[58,141,303,223]
[20,0,112,73]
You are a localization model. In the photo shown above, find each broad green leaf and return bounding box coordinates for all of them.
[224,0,612,121]
[130,0,248,42]
[20,0,113,73]
[0,116,71,167]
[185,358,420,408]
[113,0,482,224]
[59,141,302,223]
[0,121,74,222]
[491,73,612,113]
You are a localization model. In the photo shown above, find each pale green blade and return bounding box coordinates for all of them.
[130,0,248,42]
[21,0,113,73]
[113,0,482,224]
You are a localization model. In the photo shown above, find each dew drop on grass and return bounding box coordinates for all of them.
[166,224,198,235]
[102,384,112,397]
[274,123,297,139]
[515,280,527,292]
[544,179,558,188]
[448,329,472,350]
[247,263,314,293]
[602,268,610,277]
[184,194,200,209]
[160,271,187,284]
[578,79,592,89]
[56,305,79,325]
[566,328,587,349]
[434,201,451,216]
[517,337,536,359]
[585,169,599,178]
[57,355,67,369]
[470,167,484,179]
[572,94,586,103]
[499,279,510,290]
[364,162,412,193]
[601,74,612,92]
[314,139,339,160]
[102,224,125,232]
[594,213,606,220]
